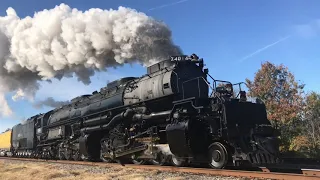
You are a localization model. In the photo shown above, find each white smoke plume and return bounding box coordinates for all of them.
[0,4,182,117]
[0,92,12,116]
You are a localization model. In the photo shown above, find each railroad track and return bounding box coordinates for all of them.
[0,157,319,180]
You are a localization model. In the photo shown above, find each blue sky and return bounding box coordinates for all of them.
[1,0,320,132]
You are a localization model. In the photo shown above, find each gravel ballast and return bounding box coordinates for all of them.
[0,159,257,180]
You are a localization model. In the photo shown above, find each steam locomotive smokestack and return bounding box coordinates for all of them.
[0,4,182,116]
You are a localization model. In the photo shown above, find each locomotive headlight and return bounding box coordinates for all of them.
[37,128,42,134]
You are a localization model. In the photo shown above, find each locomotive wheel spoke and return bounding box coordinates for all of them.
[171,155,187,167]
[65,149,72,160]
[72,154,78,161]
[208,142,228,169]
[101,156,113,163]
[151,152,167,166]
[131,155,147,165]
[100,150,113,163]
[132,159,147,165]
[100,138,114,163]
[58,148,66,160]
[72,151,80,161]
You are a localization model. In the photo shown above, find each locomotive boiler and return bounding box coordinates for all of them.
[6,53,281,169]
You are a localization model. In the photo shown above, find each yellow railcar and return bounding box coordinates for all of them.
[0,130,12,153]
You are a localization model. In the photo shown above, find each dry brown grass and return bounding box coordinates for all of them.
[0,160,189,180]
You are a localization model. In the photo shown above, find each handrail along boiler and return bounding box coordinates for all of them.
[1,54,280,169]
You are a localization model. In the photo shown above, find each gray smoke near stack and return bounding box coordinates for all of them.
[0,4,182,116]
[33,97,70,109]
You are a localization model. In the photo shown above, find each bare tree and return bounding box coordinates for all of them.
[303,92,320,155]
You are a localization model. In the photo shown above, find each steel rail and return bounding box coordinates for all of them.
[0,157,319,180]
[259,167,320,177]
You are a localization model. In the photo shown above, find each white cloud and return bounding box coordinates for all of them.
[295,24,318,38]
[294,19,320,38]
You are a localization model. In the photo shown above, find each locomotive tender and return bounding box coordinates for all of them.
[1,54,281,168]
[0,130,11,156]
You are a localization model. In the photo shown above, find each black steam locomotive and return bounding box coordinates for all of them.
[7,54,281,168]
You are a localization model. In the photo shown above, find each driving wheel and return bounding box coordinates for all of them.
[208,142,228,169]
[131,155,147,165]
[151,151,167,165]
[171,154,188,167]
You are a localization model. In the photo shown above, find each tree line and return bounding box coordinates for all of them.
[245,61,320,158]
